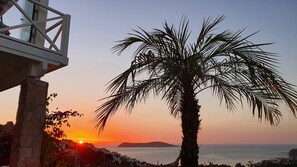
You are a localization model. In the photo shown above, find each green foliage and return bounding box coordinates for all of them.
[0,93,82,166]
[45,93,83,139]
[42,93,83,166]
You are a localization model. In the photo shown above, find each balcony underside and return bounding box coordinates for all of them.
[0,35,68,91]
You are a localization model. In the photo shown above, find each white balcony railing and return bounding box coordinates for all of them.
[0,0,70,57]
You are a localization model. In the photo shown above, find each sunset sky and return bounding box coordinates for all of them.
[1,0,297,146]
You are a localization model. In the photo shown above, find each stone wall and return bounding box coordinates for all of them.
[10,77,48,167]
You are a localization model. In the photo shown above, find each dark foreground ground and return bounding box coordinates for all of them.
[197,158,297,167]
[0,132,296,167]
[65,140,297,167]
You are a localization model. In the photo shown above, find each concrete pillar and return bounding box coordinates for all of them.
[10,77,48,167]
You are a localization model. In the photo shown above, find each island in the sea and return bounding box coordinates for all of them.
[118,141,178,147]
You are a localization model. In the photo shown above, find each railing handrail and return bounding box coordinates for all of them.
[28,0,65,16]
[0,32,63,56]
[0,0,70,57]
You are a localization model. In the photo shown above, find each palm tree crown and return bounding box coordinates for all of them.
[95,16,297,166]
[96,16,296,128]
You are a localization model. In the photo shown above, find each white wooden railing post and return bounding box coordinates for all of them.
[61,14,71,57]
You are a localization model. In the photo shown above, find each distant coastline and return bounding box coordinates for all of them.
[118,141,178,147]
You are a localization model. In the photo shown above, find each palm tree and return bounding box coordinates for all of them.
[95,16,297,167]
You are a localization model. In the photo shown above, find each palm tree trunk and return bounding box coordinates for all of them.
[180,85,201,167]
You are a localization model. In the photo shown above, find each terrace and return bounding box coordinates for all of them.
[0,0,71,166]
[0,0,70,91]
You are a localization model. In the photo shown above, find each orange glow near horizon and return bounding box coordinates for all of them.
[62,105,297,146]
[0,0,297,150]
[66,130,99,143]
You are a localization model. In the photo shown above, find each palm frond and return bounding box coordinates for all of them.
[195,15,225,52]
[96,15,297,133]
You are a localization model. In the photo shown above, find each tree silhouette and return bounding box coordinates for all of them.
[95,16,297,167]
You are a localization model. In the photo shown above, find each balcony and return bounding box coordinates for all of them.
[0,0,70,91]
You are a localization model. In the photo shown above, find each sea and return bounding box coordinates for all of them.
[107,144,296,166]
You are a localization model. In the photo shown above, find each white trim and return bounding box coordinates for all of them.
[0,36,68,65]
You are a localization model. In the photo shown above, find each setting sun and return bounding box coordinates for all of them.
[66,130,99,144]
